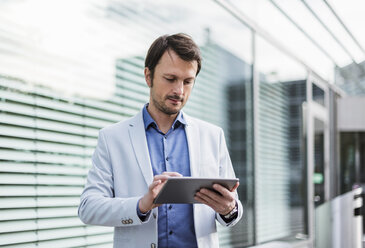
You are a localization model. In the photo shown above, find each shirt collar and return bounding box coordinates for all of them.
[142,103,186,131]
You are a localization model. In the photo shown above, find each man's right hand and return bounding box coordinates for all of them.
[138,172,182,213]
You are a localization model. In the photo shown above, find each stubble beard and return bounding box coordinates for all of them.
[150,77,185,116]
[152,94,184,116]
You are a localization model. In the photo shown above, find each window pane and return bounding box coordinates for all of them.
[256,36,308,242]
[0,0,254,247]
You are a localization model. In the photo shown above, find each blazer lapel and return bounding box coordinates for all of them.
[128,111,154,186]
[184,113,201,177]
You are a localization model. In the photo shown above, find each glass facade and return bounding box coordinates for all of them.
[255,37,308,242]
[1,0,363,247]
[340,132,365,193]
[0,0,254,247]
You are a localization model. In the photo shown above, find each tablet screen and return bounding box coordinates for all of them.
[154,177,239,204]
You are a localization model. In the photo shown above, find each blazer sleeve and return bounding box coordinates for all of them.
[215,128,244,227]
[78,130,150,227]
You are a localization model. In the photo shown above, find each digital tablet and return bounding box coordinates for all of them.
[153,177,239,204]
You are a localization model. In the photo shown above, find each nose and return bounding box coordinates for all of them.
[173,81,184,96]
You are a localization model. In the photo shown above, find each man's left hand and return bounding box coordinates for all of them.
[194,182,239,215]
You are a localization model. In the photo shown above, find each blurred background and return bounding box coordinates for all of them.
[0,0,364,247]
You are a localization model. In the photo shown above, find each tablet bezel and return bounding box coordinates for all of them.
[153,177,239,204]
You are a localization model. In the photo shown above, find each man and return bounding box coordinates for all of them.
[78,33,243,248]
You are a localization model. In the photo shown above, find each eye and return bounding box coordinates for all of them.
[165,77,175,82]
[184,80,193,85]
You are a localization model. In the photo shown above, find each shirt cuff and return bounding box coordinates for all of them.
[219,201,238,223]
[136,199,151,222]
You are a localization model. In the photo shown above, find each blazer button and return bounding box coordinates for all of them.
[151,243,156,248]
[128,219,133,224]
[121,220,126,224]
[153,213,156,219]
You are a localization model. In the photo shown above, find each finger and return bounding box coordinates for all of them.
[153,175,169,181]
[149,180,162,190]
[212,184,232,199]
[196,191,219,206]
[231,182,239,192]
[194,195,206,204]
[194,194,213,208]
[162,171,182,177]
[199,188,222,203]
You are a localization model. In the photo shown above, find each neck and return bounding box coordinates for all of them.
[147,104,178,134]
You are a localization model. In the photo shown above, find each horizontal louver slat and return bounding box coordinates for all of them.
[0,232,38,246]
[256,82,292,243]
[0,163,88,175]
[0,11,234,246]
[0,197,80,209]
[0,69,136,246]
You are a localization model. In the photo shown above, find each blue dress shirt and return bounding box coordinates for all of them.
[141,104,198,248]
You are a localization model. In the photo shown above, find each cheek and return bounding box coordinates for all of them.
[151,85,163,97]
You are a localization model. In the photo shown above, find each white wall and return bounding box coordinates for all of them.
[337,97,365,131]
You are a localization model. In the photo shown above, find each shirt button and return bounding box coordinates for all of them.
[166,157,169,161]
[169,230,173,235]
[169,205,172,210]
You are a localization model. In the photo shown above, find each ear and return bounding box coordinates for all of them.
[144,67,152,88]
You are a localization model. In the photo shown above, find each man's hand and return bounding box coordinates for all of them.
[138,172,182,213]
[194,182,239,215]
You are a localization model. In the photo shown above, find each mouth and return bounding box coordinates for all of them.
[168,98,179,104]
[167,96,182,104]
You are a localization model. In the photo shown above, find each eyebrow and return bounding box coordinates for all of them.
[163,73,195,80]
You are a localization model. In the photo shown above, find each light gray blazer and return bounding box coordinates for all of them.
[78,110,243,248]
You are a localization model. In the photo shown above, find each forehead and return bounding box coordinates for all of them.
[156,50,198,77]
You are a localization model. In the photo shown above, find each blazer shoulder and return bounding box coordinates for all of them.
[186,115,223,134]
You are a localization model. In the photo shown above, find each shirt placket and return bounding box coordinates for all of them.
[163,134,170,171]
[163,130,175,246]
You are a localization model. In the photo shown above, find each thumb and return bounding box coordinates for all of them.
[149,180,161,191]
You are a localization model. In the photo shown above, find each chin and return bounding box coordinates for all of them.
[163,107,180,115]
[167,104,182,111]
[167,109,179,115]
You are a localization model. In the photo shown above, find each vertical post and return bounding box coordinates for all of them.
[324,82,330,202]
[354,133,361,184]
[251,29,258,245]
[306,73,315,247]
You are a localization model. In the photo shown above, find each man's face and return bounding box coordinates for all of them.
[145,49,198,116]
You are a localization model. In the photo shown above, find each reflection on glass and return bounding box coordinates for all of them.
[0,0,254,247]
[229,0,335,81]
[313,118,325,206]
[227,66,254,247]
[340,132,365,194]
[312,83,325,107]
[256,36,307,242]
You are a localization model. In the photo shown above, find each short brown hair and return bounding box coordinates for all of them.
[145,33,202,80]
